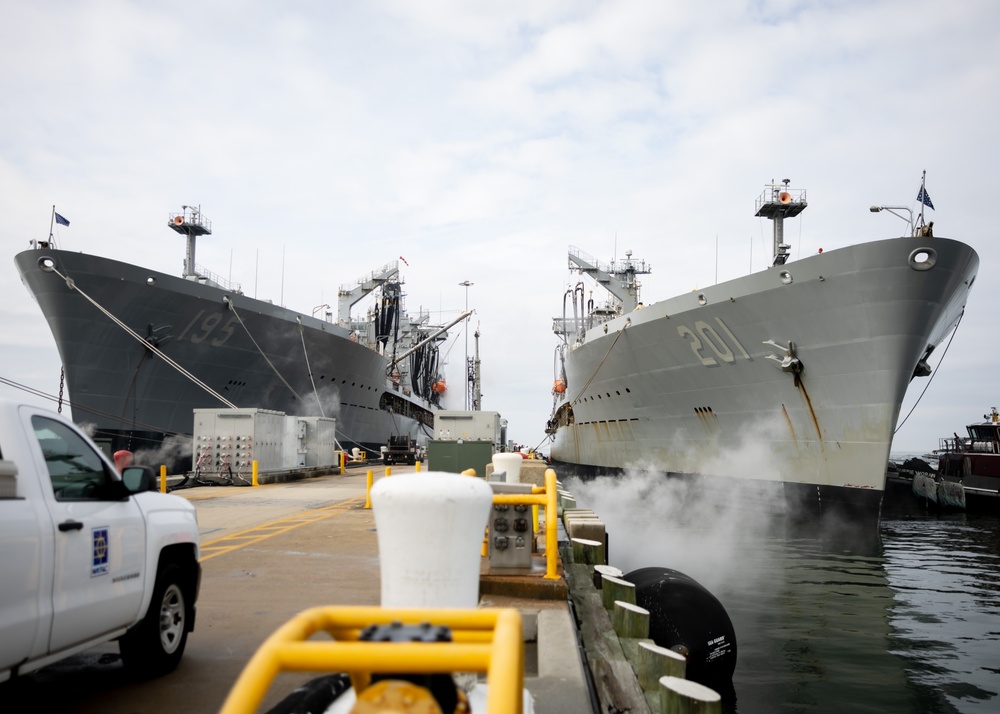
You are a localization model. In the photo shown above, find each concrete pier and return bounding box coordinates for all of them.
[5,461,704,714]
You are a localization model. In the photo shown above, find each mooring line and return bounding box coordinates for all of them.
[48,263,237,409]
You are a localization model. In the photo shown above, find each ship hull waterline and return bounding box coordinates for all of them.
[549,236,979,524]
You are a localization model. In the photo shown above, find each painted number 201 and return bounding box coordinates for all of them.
[677,318,750,366]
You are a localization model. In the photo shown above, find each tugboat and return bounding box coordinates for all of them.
[936,406,1000,509]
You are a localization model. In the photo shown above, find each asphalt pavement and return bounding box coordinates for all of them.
[3,464,592,714]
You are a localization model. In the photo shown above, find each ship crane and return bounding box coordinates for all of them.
[337,261,401,326]
[567,246,650,313]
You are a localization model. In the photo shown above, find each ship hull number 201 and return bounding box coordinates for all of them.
[677,318,751,366]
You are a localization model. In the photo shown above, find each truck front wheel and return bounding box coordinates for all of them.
[120,563,189,676]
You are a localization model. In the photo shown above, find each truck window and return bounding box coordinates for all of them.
[31,415,112,501]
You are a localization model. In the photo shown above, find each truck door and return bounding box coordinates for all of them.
[26,412,147,653]
[0,459,51,673]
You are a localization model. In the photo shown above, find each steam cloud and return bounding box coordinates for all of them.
[132,434,193,473]
[565,413,793,594]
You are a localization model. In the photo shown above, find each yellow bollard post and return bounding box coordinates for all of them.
[340,451,345,475]
[415,460,421,473]
[252,460,259,487]
[365,470,373,509]
[544,469,559,580]
[160,465,167,493]
[461,468,477,477]
[385,466,391,477]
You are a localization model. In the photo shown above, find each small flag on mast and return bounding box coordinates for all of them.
[916,186,934,210]
[54,212,70,227]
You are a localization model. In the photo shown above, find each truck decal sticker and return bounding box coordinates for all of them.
[92,526,110,577]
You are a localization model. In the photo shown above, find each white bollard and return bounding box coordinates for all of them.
[371,472,493,608]
[492,453,524,484]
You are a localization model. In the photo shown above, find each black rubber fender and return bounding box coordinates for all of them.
[624,566,737,686]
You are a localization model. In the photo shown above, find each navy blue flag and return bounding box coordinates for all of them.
[54,212,70,226]
[916,186,934,210]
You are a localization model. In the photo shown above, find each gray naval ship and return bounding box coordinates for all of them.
[547,179,980,523]
[15,206,464,463]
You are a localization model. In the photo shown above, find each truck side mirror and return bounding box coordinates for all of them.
[121,465,157,494]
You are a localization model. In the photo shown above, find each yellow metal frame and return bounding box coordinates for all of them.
[489,468,560,580]
[220,606,523,714]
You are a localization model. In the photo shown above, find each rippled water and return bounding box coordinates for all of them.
[567,474,1000,713]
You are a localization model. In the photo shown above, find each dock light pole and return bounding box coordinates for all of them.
[459,281,473,409]
[869,205,915,236]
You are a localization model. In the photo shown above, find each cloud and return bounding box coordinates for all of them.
[1,0,999,456]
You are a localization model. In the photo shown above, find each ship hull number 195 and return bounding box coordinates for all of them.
[677,318,751,366]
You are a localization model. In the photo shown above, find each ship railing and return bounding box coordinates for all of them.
[552,316,583,337]
[755,187,808,214]
[939,437,961,453]
[568,245,650,277]
[194,264,241,293]
[338,260,400,294]
[938,437,999,454]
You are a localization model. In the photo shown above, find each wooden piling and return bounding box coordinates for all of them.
[637,642,686,691]
[613,600,650,639]
[659,676,721,714]
[601,574,636,610]
[593,564,624,589]
[571,537,605,565]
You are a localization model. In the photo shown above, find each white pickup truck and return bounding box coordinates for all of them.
[0,398,201,682]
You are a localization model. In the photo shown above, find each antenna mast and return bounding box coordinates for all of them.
[754,179,807,266]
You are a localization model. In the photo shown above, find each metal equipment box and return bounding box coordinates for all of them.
[487,483,534,569]
[193,408,286,477]
[433,410,503,445]
[299,417,338,467]
[426,440,494,475]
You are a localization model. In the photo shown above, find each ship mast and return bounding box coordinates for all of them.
[168,205,212,278]
[472,323,481,411]
[754,179,807,266]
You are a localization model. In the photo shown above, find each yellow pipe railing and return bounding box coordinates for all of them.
[220,606,523,714]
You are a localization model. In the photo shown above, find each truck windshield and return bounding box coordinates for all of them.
[31,415,112,501]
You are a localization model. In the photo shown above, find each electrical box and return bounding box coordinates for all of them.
[488,483,534,569]
[283,418,307,469]
[299,416,338,467]
[426,440,494,474]
[193,408,285,478]
[433,410,503,446]
[194,410,338,475]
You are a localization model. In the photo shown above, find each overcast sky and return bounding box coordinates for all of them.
[2,0,998,454]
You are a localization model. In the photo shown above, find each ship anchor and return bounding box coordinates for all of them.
[764,339,803,383]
